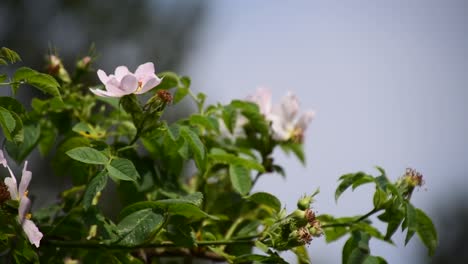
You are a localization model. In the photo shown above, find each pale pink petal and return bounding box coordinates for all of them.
[268,114,290,141]
[247,88,272,115]
[4,176,18,200]
[114,66,130,81]
[97,70,109,84]
[135,76,161,94]
[120,74,138,93]
[279,93,299,121]
[19,196,31,222]
[105,78,130,96]
[134,62,155,77]
[0,149,7,167]
[22,219,43,248]
[19,161,31,197]
[89,88,116,98]
[297,111,315,131]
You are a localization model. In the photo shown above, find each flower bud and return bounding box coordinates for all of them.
[46,54,71,83]
[308,221,323,237]
[144,90,173,114]
[297,195,313,210]
[396,168,424,199]
[76,56,92,71]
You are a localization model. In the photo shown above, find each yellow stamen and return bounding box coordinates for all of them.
[24,190,29,197]
[26,213,32,220]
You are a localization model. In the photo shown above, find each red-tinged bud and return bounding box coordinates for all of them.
[157,90,173,104]
[76,56,92,70]
[46,54,71,83]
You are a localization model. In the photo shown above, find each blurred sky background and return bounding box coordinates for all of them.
[1,0,468,263]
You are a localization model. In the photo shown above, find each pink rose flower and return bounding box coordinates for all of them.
[90,62,162,97]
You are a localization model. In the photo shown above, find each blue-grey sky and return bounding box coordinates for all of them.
[182,1,468,263]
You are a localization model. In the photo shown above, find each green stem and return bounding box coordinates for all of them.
[321,208,380,228]
[219,217,245,251]
[44,239,254,250]
[251,172,262,187]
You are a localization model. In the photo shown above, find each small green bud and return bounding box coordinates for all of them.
[297,194,313,210]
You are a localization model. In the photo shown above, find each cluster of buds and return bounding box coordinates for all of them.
[262,193,322,250]
[396,168,425,199]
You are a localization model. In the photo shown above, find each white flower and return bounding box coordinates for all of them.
[248,89,315,142]
[1,150,43,248]
[90,62,162,97]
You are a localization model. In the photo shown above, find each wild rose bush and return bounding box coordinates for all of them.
[0,47,437,263]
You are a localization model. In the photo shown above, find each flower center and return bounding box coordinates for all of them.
[135,81,143,93]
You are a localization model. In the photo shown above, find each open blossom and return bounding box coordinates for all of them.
[248,89,315,142]
[1,150,43,248]
[90,62,162,97]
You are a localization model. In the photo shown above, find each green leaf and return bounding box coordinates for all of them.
[72,122,106,139]
[5,124,40,163]
[363,256,388,264]
[119,193,216,221]
[180,126,205,166]
[66,147,109,165]
[374,175,390,192]
[372,188,387,209]
[165,123,181,141]
[106,158,140,182]
[404,202,417,245]
[209,151,264,172]
[0,97,25,114]
[247,192,281,212]
[157,72,179,90]
[10,111,23,144]
[189,114,219,132]
[222,105,237,133]
[1,47,21,64]
[377,204,405,240]
[116,208,164,246]
[415,208,438,256]
[229,164,251,196]
[281,142,306,164]
[324,226,349,243]
[335,172,372,202]
[14,67,61,98]
[0,106,16,141]
[83,171,108,209]
[342,231,370,264]
[234,254,288,264]
[165,216,196,247]
[174,87,189,103]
